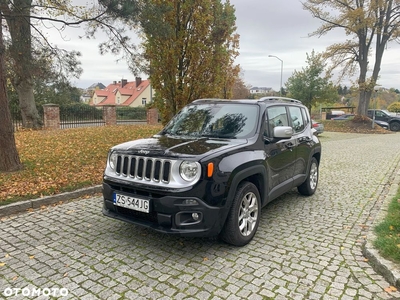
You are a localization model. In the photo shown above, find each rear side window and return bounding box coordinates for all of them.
[288,106,305,133]
[301,108,310,127]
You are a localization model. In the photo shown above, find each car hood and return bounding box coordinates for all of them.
[111,135,248,159]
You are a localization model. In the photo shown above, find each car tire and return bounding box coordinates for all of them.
[298,157,319,196]
[390,122,400,131]
[220,182,261,246]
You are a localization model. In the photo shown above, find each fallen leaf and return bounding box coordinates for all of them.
[203,257,208,261]
[384,286,397,292]
[12,276,18,281]
[29,255,34,259]
[0,262,5,267]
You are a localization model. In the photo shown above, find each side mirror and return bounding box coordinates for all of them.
[273,126,293,139]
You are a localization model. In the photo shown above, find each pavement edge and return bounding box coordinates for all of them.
[362,167,400,289]
[0,185,102,218]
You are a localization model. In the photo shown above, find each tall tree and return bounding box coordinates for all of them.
[0,0,142,172]
[303,0,400,116]
[286,50,338,110]
[0,13,22,172]
[140,0,239,122]
[1,0,41,129]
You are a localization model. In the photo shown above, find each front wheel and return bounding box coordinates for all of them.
[297,157,319,196]
[220,182,261,246]
[390,122,400,131]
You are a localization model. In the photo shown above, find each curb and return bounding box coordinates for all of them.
[0,185,102,218]
[362,166,400,289]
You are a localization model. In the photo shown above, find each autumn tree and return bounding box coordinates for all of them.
[0,0,142,172]
[303,0,400,116]
[286,50,339,110]
[139,0,240,122]
[0,13,21,171]
[231,74,251,99]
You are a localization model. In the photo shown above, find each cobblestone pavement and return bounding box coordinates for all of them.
[1,132,400,300]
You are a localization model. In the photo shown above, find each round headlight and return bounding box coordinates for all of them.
[109,152,118,170]
[179,161,199,182]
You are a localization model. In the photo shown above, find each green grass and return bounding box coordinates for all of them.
[373,187,400,263]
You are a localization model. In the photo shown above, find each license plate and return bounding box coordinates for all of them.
[113,193,150,213]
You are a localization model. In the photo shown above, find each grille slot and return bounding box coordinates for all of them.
[115,155,172,184]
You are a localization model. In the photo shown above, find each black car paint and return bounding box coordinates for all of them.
[102,99,321,238]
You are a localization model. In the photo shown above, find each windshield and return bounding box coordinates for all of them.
[162,103,259,139]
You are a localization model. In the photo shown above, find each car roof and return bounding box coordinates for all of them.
[192,97,303,106]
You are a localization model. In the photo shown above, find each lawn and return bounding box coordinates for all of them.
[374,187,400,264]
[0,125,162,205]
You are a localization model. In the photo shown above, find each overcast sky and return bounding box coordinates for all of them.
[54,0,400,91]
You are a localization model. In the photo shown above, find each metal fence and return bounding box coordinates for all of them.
[116,107,147,125]
[10,105,44,131]
[10,104,149,130]
[59,105,105,129]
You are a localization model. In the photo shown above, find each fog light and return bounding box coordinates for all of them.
[192,213,199,221]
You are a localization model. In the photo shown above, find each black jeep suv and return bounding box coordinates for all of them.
[102,97,321,246]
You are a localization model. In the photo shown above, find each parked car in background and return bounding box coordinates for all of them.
[374,120,389,130]
[367,109,400,131]
[312,120,324,135]
[331,114,354,120]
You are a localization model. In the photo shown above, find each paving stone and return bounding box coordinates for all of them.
[1,132,400,299]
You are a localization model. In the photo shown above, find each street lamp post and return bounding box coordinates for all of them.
[268,55,283,96]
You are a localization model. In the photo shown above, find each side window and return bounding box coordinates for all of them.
[301,107,310,127]
[266,106,289,135]
[288,106,305,133]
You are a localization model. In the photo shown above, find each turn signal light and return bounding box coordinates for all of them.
[207,163,214,177]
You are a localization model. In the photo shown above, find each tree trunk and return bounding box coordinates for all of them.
[0,14,23,172]
[6,0,42,129]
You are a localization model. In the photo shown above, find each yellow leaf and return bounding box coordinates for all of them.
[5,254,9,258]
[203,257,208,261]
[0,262,6,267]
[389,225,394,231]
[29,255,34,259]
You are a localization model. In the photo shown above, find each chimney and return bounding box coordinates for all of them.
[135,77,142,87]
[121,79,127,88]
[113,81,117,85]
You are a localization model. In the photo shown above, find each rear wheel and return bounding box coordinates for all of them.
[298,157,319,196]
[390,122,400,131]
[220,182,261,246]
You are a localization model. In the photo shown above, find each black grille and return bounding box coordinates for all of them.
[115,155,171,183]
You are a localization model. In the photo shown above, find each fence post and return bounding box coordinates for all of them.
[103,105,117,126]
[147,108,159,125]
[43,104,60,130]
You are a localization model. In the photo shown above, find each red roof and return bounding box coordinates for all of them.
[91,79,150,106]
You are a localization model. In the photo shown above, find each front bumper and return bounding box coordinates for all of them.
[102,182,225,237]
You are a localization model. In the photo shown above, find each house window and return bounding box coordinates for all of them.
[117,96,120,104]
[142,98,147,105]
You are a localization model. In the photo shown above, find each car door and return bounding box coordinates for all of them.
[288,106,309,185]
[264,106,296,200]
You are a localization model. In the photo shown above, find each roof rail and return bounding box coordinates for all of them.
[258,96,302,104]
